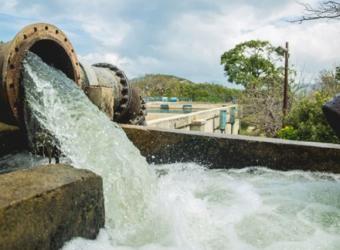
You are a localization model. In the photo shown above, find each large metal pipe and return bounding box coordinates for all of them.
[0,23,81,126]
[0,23,145,126]
[80,63,146,125]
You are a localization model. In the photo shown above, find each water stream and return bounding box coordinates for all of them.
[22,52,157,245]
[18,52,340,250]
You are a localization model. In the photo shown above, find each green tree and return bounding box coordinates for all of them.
[221,40,284,89]
[221,40,289,136]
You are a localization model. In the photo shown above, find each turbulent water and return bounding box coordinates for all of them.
[23,52,157,244]
[62,164,340,250]
[19,52,340,250]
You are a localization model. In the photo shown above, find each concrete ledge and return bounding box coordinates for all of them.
[0,164,105,250]
[122,125,340,173]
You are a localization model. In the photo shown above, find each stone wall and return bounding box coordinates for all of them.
[0,164,104,250]
[122,125,340,173]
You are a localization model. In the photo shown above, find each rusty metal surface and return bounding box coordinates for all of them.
[323,95,340,138]
[84,85,114,119]
[0,23,81,125]
[87,63,146,125]
[0,22,144,126]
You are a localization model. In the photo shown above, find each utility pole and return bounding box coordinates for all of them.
[282,42,289,122]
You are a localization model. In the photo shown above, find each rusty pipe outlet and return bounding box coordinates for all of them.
[0,23,81,125]
[0,22,146,127]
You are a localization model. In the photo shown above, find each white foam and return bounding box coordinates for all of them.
[61,163,340,250]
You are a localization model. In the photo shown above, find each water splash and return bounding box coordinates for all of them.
[22,52,157,244]
[63,163,340,250]
[20,52,340,250]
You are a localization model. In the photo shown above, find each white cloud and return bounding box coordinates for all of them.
[1,0,339,84]
[0,0,18,12]
[149,1,340,83]
[79,52,162,79]
[79,52,128,68]
[75,15,131,48]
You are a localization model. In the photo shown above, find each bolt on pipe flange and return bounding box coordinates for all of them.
[0,23,81,125]
[88,63,146,125]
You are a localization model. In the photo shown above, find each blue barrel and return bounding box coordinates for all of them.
[169,97,178,102]
[220,110,227,130]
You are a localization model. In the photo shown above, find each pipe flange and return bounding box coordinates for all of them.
[0,23,81,125]
[92,63,146,125]
[92,63,131,119]
[128,92,146,125]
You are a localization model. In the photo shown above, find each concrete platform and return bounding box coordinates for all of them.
[0,164,104,250]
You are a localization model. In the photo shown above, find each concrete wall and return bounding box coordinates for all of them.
[146,105,239,134]
[122,125,340,173]
[0,164,104,250]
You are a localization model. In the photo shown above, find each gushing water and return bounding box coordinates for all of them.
[20,52,340,250]
[22,52,157,244]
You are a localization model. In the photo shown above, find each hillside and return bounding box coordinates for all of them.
[131,74,241,103]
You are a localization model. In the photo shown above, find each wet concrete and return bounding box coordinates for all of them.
[122,125,340,173]
[1,123,340,173]
[0,164,104,250]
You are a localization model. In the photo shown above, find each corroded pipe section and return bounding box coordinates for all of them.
[323,95,340,138]
[0,23,81,125]
[0,22,146,163]
[80,63,146,125]
[0,22,145,126]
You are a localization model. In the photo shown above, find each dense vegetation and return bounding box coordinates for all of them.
[277,71,340,143]
[221,39,339,143]
[131,74,241,103]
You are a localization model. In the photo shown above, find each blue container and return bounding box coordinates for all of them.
[169,97,178,102]
[219,110,227,130]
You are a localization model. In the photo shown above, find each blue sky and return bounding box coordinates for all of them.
[1,0,339,87]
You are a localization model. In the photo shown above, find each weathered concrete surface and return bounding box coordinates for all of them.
[0,164,104,250]
[122,125,340,173]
